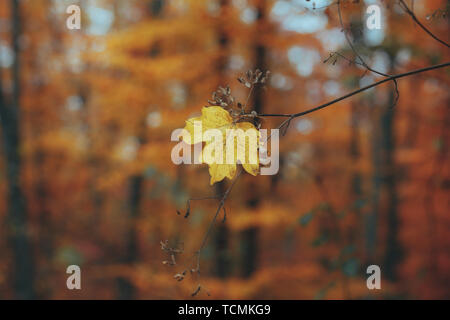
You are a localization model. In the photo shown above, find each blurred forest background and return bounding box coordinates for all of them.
[0,0,449,299]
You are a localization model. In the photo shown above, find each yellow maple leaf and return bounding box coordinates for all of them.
[182,106,260,185]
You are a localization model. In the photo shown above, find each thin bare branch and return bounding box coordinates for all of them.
[259,61,450,120]
[399,0,450,48]
[177,196,222,218]
[336,0,399,107]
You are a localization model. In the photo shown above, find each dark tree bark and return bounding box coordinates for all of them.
[366,56,402,279]
[116,0,165,299]
[213,183,230,278]
[116,121,148,299]
[116,173,144,299]
[239,0,266,278]
[0,0,36,299]
[349,101,362,247]
[381,86,402,281]
[212,0,231,279]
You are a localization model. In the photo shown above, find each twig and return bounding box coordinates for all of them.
[177,196,222,218]
[399,0,450,48]
[259,62,450,121]
[198,168,243,253]
[170,168,243,292]
[336,0,399,107]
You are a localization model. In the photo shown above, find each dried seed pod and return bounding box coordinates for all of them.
[208,85,236,109]
[191,285,201,297]
[174,273,185,281]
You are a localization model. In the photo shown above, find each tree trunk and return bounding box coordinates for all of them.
[212,0,231,279]
[381,88,402,281]
[239,0,266,278]
[116,174,143,299]
[116,0,165,299]
[0,0,36,299]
